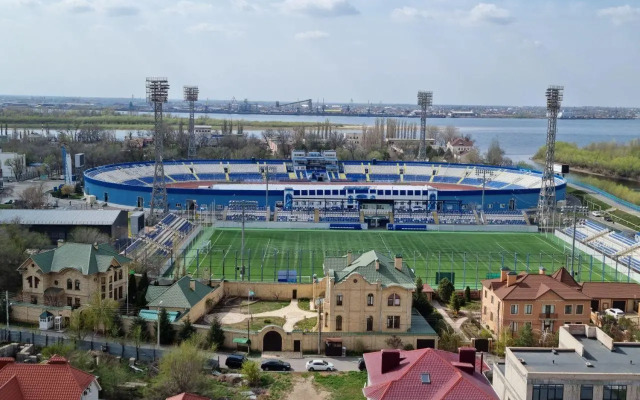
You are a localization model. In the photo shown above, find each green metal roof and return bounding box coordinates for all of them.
[407,309,437,335]
[325,250,416,290]
[145,285,169,303]
[232,337,251,344]
[28,243,131,275]
[146,276,214,309]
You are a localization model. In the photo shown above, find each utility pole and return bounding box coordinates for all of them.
[241,201,246,281]
[5,291,9,330]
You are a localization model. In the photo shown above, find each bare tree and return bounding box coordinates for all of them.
[18,183,47,209]
[4,156,25,181]
[69,227,110,244]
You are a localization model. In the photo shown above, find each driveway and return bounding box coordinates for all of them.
[207,299,317,332]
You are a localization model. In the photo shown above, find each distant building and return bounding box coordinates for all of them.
[447,110,477,118]
[363,347,498,400]
[0,148,26,180]
[194,125,212,135]
[446,138,474,156]
[0,355,101,400]
[493,324,640,400]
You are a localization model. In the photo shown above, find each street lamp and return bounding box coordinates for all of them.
[157,300,163,348]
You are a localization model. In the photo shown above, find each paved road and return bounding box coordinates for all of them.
[216,352,360,372]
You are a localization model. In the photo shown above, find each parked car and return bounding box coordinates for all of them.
[591,211,602,217]
[604,215,613,222]
[261,359,292,371]
[357,358,366,371]
[225,354,247,369]
[605,308,625,319]
[306,359,335,371]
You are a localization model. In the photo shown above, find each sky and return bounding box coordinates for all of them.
[0,0,639,107]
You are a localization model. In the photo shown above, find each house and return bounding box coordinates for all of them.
[362,347,498,400]
[579,281,640,314]
[146,276,214,315]
[492,324,640,400]
[0,355,101,400]
[481,267,591,335]
[321,251,417,333]
[17,242,131,310]
[446,138,474,156]
[422,283,435,301]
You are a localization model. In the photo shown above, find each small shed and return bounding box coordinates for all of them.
[233,337,251,352]
[39,311,54,330]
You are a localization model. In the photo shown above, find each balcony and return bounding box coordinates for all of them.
[539,313,558,320]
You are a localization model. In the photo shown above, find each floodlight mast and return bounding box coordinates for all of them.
[417,91,433,161]
[147,77,170,222]
[537,85,564,230]
[184,85,199,159]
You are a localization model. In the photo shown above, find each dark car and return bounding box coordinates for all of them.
[357,358,366,371]
[261,359,292,371]
[225,354,247,369]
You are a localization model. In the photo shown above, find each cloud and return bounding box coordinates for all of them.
[390,6,433,21]
[597,5,640,25]
[466,3,514,25]
[278,0,358,17]
[186,22,243,36]
[55,0,94,14]
[163,1,212,16]
[105,5,139,17]
[232,0,260,12]
[294,30,329,40]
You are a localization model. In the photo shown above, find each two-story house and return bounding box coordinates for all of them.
[17,242,131,309]
[481,267,591,336]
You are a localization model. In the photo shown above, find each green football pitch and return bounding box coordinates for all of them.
[182,228,629,289]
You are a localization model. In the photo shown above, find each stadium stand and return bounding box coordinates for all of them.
[125,213,196,262]
[483,210,527,225]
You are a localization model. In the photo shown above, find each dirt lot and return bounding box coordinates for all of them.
[286,375,330,400]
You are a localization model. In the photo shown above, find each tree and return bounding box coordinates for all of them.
[485,138,506,166]
[241,360,262,387]
[438,325,464,352]
[178,317,196,343]
[464,286,471,303]
[438,278,455,303]
[155,307,175,345]
[60,184,75,197]
[146,340,209,399]
[136,272,149,307]
[449,294,461,315]
[68,309,92,341]
[109,312,125,338]
[0,223,49,291]
[68,227,110,244]
[85,292,119,336]
[4,155,25,181]
[207,316,225,349]
[514,323,534,347]
[495,331,514,357]
[129,315,150,342]
[385,335,403,349]
[127,273,137,306]
[17,183,47,209]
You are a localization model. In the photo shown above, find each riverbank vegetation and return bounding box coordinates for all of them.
[535,141,640,181]
[579,176,640,206]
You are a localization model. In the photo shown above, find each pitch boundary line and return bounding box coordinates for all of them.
[379,233,391,253]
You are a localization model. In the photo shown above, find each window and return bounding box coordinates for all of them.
[27,276,33,288]
[75,298,80,307]
[511,304,519,314]
[388,293,400,307]
[118,286,123,299]
[490,312,494,321]
[114,271,117,281]
[483,306,487,315]
[387,316,400,329]
[67,279,73,290]
[34,277,39,289]
[603,385,627,400]
[525,304,532,314]
[484,290,487,298]
[367,294,374,306]
[54,280,58,286]
[533,384,564,400]
[118,270,123,280]
[509,321,518,332]
[366,316,373,332]
[336,294,343,306]
[580,385,593,400]
[565,305,572,314]
[67,297,72,307]
[576,305,584,314]
[491,296,494,304]
[336,316,342,331]
[75,280,80,291]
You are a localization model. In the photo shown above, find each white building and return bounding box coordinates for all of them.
[0,148,26,180]
[493,324,640,400]
[194,125,212,135]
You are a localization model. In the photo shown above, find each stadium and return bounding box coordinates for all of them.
[84,151,566,229]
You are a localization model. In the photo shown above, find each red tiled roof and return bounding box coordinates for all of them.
[166,393,210,400]
[579,282,640,299]
[362,348,497,400]
[449,138,473,146]
[0,375,24,400]
[551,268,580,287]
[481,268,590,301]
[0,355,98,400]
[422,283,435,293]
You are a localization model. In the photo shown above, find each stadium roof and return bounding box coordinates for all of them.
[22,243,131,275]
[0,210,123,226]
[324,250,416,290]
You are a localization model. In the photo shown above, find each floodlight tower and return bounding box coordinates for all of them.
[184,85,199,159]
[537,85,564,229]
[417,91,433,160]
[147,77,170,221]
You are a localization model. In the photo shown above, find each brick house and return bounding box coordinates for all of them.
[17,242,131,309]
[481,267,591,336]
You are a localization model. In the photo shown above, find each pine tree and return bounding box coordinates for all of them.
[438,278,454,302]
[207,316,225,350]
[129,315,150,342]
[464,286,471,303]
[127,273,137,306]
[449,293,461,315]
[155,308,175,345]
[136,272,149,307]
[178,317,196,343]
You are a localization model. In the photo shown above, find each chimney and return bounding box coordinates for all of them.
[375,260,380,271]
[57,239,65,248]
[394,254,403,271]
[506,271,517,287]
[189,279,196,291]
[381,349,401,374]
[500,267,510,282]
[539,267,547,275]
[347,250,353,265]
[452,347,476,374]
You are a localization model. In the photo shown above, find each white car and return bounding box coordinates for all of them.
[591,211,603,217]
[306,359,335,371]
[605,308,625,319]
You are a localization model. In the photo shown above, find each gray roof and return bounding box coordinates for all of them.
[407,309,437,335]
[511,336,640,375]
[324,250,416,289]
[0,209,123,225]
[147,276,214,309]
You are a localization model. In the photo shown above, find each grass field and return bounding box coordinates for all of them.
[183,228,631,289]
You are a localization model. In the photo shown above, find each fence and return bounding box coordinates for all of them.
[566,176,640,213]
[0,328,164,362]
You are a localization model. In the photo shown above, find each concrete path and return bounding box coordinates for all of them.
[432,301,469,340]
[206,299,317,332]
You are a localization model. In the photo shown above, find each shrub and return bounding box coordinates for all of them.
[438,278,454,302]
[403,344,414,351]
[464,286,471,302]
[241,360,262,387]
[385,335,403,349]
